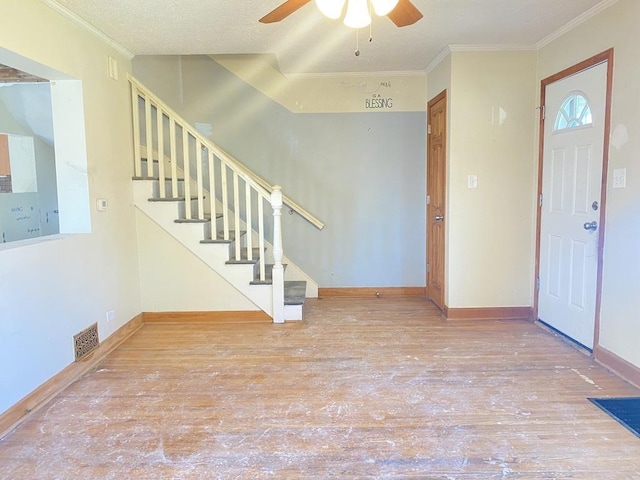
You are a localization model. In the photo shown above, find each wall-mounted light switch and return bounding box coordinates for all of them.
[108,56,119,80]
[612,168,626,189]
[467,174,478,189]
[96,198,108,211]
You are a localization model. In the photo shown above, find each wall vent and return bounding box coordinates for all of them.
[73,323,99,361]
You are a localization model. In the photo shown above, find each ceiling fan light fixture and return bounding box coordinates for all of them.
[315,0,347,19]
[370,0,399,16]
[343,0,371,28]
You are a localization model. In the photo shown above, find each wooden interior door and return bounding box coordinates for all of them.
[427,91,447,310]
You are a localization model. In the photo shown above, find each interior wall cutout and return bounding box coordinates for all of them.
[0,53,91,247]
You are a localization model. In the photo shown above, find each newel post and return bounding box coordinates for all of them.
[271,186,285,324]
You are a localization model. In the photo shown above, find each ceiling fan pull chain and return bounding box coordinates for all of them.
[355,29,360,56]
[369,1,373,42]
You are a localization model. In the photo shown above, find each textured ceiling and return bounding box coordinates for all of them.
[49,0,609,75]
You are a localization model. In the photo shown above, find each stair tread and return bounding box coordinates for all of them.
[200,238,233,244]
[133,176,185,181]
[149,196,202,202]
[226,248,263,264]
[175,216,211,224]
[201,230,246,244]
[174,213,223,223]
[250,264,288,285]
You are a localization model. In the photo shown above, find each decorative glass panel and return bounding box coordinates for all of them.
[554,92,593,131]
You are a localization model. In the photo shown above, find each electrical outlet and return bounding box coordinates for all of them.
[106,310,115,322]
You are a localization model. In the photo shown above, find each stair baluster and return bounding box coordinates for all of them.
[144,94,153,177]
[271,186,284,324]
[156,106,166,197]
[169,120,178,198]
[132,85,142,178]
[181,128,191,218]
[207,149,217,240]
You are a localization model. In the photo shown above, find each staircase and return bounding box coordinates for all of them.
[129,77,322,322]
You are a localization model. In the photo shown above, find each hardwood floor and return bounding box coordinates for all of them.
[1,297,639,479]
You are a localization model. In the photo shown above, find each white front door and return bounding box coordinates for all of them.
[538,62,607,349]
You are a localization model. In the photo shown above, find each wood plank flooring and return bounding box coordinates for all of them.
[1,297,639,479]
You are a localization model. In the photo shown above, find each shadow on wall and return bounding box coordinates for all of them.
[133,55,427,287]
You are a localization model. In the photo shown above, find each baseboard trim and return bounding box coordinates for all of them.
[444,306,532,321]
[143,311,272,324]
[318,287,426,298]
[594,345,640,389]
[0,314,144,440]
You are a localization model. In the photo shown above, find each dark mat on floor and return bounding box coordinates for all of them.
[588,397,640,438]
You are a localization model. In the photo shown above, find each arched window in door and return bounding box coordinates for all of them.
[554,92,593,131]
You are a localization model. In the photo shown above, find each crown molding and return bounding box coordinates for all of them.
[448,44,537,52]
[40,0,134,60]
[536,0,620,49]
[424,46,451,75]
[283,69,427,79]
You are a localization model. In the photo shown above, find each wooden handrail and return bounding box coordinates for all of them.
[128,75,324,230]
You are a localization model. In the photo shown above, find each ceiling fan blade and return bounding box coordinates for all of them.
[387,0,423,27]
[259,0,313,23]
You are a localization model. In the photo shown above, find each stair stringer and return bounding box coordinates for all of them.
[140,147,319,298]
[133,180,273,316]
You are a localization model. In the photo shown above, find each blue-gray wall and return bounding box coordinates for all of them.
[0,84,59,240]
[133,55,426,287]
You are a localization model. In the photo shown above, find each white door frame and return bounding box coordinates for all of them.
[534,49,614,350]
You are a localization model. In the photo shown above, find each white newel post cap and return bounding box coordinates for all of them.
[271,185,283,208]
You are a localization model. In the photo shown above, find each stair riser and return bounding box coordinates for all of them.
[177,199,211,219]
[284,304,303,321]
[153,180,184,198]
[140,159,159,178]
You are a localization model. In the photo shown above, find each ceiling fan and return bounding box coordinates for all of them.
[259,0,423,28]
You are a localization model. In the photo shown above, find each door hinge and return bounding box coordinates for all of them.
[427,124,432,135]
[426,195,431,205]
[536,277,540,292]
[537,105,546,120]
[426,263,430,273]
[539,193,543,208]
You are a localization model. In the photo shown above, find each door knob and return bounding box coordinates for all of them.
[583,221,598,231]
[435,214,444,222]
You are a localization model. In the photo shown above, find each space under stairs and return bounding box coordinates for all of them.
[129,76,323,323]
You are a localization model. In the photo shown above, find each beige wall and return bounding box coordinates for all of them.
[441,50,537,308]
[0,0,140,414]
[213,54,427,114]
[136,211,259,312]
[426,53,451,102]
[537,0,640,368]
